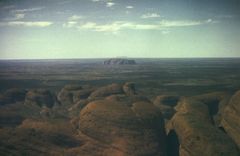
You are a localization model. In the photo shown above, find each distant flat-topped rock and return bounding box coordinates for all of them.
[103,58,136,65]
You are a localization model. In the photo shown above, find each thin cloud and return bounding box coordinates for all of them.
[161,30,170,35]
[58,0,73,5]
[15,14,25,20]
[141,13,161,19]
[91,0,112,2]
[0,21,53,27]
[2,5,15,10]
[4,13,25,21]
[216,15,234,19]
[63,21,78,28]
[75,19,215,32]
[91,0,115,8]
[106,2,115,7]
[68,15,84,21]
[12,7,45,13]
[63,15,84,28]
[158,20,202,27]
[126,6,133,9]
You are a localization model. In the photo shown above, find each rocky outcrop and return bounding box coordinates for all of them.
[2,83,240,156]
[0,119,83,155]
[79,95,167,156]
[123,82,136,96]
[88,83,123,99]
[153,95,180,120]
[25,89,57,108]
[170,98,239,156]
[68,99,90,117]
[192,92,232,126]
[57,84,94,106]
[60,83,139,118]
[40,106,52,117]
[0,112,24,128]
[103,58,136,65]
[154,95,180,107]
[221,90,240,149]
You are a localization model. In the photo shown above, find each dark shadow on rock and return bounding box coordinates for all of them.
[205,99,219,116]
[218,126,226,134]
[50,133,83,148]
[206,99,220,124]
[166,130,179,156]
[0,113,24,128]
[161,96,179,107]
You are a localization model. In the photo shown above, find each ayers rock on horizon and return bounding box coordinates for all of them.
[103,58,136,65]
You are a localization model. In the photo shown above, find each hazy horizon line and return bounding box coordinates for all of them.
[1,56,240,61]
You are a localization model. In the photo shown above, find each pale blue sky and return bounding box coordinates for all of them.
[0,0,240,59]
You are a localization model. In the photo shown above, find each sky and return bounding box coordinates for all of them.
[0,0,240,59]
